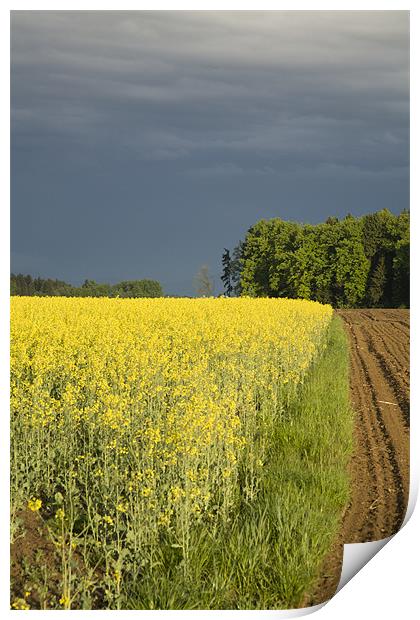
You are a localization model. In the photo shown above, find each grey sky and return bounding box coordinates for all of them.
[11,11,409,295]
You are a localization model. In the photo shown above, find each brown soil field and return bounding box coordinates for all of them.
[306,308,410,606]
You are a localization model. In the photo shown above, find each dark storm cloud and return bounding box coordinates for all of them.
[11,11,409,294]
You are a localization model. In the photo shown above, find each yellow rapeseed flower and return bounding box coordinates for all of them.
[102,515,114,526]
[27,498,42,512]
[12,598,30,610]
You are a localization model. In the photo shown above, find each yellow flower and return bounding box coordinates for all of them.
[27,498,42,512]
[102,515,114,526]
[158,511,171,527]
[170,486,184,502]
[192,503,201,515]
[12,598,30,610]
[55,508,65,520]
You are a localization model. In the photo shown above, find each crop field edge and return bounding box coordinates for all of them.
[124,315,354,610]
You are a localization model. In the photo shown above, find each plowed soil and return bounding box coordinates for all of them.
[306,309,410,606]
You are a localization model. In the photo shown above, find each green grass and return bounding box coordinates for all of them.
[123,316,354,609]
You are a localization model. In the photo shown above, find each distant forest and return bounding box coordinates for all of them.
[221,209,409,308]
[10,275,163,298]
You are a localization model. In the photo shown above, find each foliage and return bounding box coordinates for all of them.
[10,275,163,298]
[11,296,339,609]
[230,241,244,296]
[111,280,163,298]
[221,249,233,296]
[393,237,410,307]
[225,210,409,308]
[365,254,387,307]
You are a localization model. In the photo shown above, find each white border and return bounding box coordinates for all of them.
[2,3,417,618]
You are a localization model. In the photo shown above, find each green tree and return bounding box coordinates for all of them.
[240,220,273,297]
[362,209,409,307]
[392,211,410,307]
[366,254,387,307]
[221,249,233,296]
[268,220,303,297]
[289,224,333,303]
[236,211,396,307]
[393,239,409,307]
[331,216,370,308]
[10,274,18,295]
[230,242,244,296]
[112,280,163,298]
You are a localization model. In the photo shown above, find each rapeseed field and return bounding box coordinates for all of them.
[11,297,351,609]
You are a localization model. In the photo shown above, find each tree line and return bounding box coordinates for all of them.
[221,209,409,308]
[10,274,163,298]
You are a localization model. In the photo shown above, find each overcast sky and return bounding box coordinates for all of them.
[11,11,409,295]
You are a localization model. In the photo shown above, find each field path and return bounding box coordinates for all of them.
[306,309,410,605]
